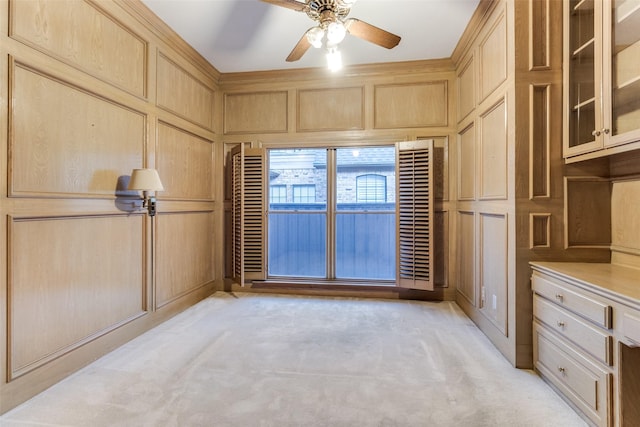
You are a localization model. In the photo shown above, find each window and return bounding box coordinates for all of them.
[270,185,286,204]
[293,184,316,203]
[356,174,387,203]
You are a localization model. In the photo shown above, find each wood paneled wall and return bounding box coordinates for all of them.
[452,0,618,369]
[0,0,219,413]
[219,61,457,299]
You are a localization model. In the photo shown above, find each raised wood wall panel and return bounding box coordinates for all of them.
[156,122,214,200]
[611,180,640,257]
[155,212,215,308]
[10,62,145,197]
[564,177,612,248]
[457,123,476,200]
[479,98,507,199]
[1,0,220,414]
[297,87,364,131]
[479,212,508,335]
[9,0,147,97]
[530,84,550,199]
[529,0,550,70]
[457,211,476,305]
[374,81,447,129]
[224,91,287,134]
[157,53,214,130]
[530,213,551,248]
[457,55,476,121]
[479,13,507,101]
[8,215,145,379]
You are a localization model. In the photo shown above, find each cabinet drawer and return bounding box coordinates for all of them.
[534,325,612,427]
[623,312,640,346]
[532,273,612,329]
[534,295,613,365]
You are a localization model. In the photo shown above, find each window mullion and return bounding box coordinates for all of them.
[327,148,336,280]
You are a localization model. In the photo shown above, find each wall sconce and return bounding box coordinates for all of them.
[128,168,164,216]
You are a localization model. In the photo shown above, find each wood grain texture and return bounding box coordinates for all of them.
[529,0,550,70]
[223,91,287,134]
[479,98,507,199]
[611,179,640,258]
[10,62,145,197]
[457,211,476,305]
[8,215,145,379]
[374,81,447,129]
[479,13,507,101]
[529,213,550,248]
[157,53,215,130]
[457,122,476,200]
[457,55,476,122]
[564,177,612,248]
[156,121,214,201]
[10,0,146,96]
[529,84,550,199]
[297,87,364,131]
[155,212,215,308]
[479,212,508,335]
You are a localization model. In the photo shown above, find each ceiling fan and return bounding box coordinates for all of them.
[260,0,401,67]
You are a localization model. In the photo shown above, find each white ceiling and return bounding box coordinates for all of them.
[141,0,481,73]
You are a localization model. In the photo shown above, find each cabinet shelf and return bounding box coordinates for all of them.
[616,0,640,45]
[573,38,595,58]
[573,0,593,13]
[573,97,596,111]
[614,76,640,108]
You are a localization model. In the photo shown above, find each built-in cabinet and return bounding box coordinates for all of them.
[564,0,640,161]
[532,262,640,427]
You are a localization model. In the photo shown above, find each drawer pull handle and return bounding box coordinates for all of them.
[555,293,564,302]
[557,321,565,328]
[557,366,566,375]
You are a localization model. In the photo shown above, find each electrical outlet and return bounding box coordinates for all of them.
[492,294,497,310]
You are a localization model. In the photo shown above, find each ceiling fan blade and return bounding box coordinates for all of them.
[286,30,313,62]
[260,0,307,12]
[344,18,401,49]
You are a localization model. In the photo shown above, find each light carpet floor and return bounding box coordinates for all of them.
[0,292,587,426]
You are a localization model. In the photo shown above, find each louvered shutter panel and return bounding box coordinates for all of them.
[231,146,265,285]
[397,140,434,291]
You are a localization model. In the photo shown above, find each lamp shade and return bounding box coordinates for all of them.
[128,168,164,191]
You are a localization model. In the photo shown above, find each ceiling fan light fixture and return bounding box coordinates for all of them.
[306,26,325,48]
[326,21,347,45]
[326,46,342,71]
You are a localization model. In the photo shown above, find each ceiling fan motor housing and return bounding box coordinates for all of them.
[305,0,351,23]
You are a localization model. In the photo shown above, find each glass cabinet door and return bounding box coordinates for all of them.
[566,0,601,153]
[608,0,640,145]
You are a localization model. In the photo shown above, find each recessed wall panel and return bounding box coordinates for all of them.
[10,63,144,197]
[565,178,612,248]
[9,215,144,379]
[457,55,475,121]
[374,81,447,129]
[155,212,215,308]
[458,123,476,200]
[611,180,640,254]
[480,99,508,199]
[479,213,508,335]
[224,91,288,134]
[157,122,214,200]
[10,0,147,96]
[457,211,476,304]
[157,53,214,130]
[434,210,449,287]
[479,14,507,100]
[298,87,364,131]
